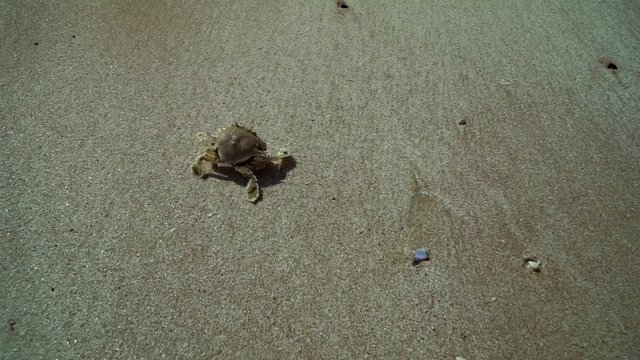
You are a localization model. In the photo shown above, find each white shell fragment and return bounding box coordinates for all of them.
[523,257,542,272]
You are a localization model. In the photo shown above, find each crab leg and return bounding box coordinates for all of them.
[234,166,260,203]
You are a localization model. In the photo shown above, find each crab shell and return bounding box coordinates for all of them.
[215,124,267,165]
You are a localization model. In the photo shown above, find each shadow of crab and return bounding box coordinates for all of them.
[201,156,297,201]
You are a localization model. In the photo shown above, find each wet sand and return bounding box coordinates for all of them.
[2,1,639,358]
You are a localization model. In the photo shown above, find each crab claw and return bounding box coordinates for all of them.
[245,175,260,203]
[191,150,220,177]
[191,156,213,176]
[272,148,291,169]
[234,166,260,203]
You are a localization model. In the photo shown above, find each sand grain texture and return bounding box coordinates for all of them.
[2,1,639,359]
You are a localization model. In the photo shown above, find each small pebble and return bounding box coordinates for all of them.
[412,248,429,264]
[526,260,542,272]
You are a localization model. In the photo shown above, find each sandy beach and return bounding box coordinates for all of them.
[2,0,639,358]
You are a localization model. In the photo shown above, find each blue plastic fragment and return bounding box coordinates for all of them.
[412,247,429,262]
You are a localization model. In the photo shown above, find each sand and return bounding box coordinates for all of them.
[1,0,639,358]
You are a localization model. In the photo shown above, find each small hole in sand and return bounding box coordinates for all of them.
[607,62,618,70]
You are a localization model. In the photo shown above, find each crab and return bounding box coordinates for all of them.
[191,123,291,202]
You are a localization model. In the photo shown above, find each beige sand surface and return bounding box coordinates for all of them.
[2,1,639,358]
